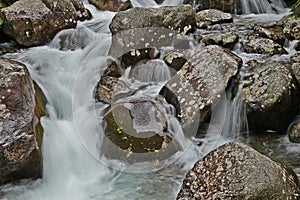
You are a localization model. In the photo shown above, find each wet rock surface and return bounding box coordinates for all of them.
[195,9,233,25]
[177,142,300,200]
[288,120,300,143]
[241,62,300,132]
[163,50,191,71]
[242,35,287,55]
[201,32,239,49]
[88,0,131,12]
[0,0,90,46]
[160,45,242,132]
[283,18,300,40]
[0,57,46,184]
[109,5,196,35]
[254,25,286,45]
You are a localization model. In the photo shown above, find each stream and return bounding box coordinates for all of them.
[0,0,300,199]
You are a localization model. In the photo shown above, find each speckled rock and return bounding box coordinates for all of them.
[177,142,300,200]
[88,0,131,12]
[288,120,300,143]
[242,35,287,55]
[254,25,286,45]
[184,0,242,14]
[0,0,90,47]
[163,50,191,71]
[160,45,242,133]
[292,63,300,85]
[241,62,300,132]
[109,5,196,35]
[101,100,179,162]
[195,9,233,26]
[201,32,239,49]
[109,5,196,57]
[283,18,300,40]
[0,57,46,184]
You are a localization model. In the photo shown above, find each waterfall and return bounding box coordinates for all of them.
[239,0,287,14]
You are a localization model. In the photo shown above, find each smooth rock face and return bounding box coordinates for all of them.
[0,0,90,46]
[0,58,46,184]
[88,0,131,12]
[177,142,300,200]
[160,45,242,132]
[243,35,287,55]
[195,9,233,25]
[241,62,299,132]
[202,32,239,49]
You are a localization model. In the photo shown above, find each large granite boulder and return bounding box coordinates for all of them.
[0,57,46,184]
[201,32,239,50]
[0,0,90,47]
[195,9,233,25]
[177,142,300,199]
[88,0,131,12]
[160,45,242,133]
[241,62,300,132]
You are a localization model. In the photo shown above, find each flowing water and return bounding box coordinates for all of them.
[0,0,300,199]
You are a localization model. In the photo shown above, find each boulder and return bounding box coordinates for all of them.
[241,62,300,132]
[254,25,286,45]
[160,45,242,133]
[101,100,179,163]
[109,5,196,35]
[184,0,242,14]
[0,57,46,184]
[0,0,90,47]
[201,32,239,49]
[242,35,287,55]
[195,9,233,25]
[177,142,300,199]
[88,0,131,12]
[109,5,196,58]
[292,63,300,85]
[288,120,300,143]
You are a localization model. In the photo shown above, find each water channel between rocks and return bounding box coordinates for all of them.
[0,0,300,199]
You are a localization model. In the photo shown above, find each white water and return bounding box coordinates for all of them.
[1,0,299,199]
[240,0,287,14]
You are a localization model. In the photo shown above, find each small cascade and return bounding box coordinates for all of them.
[239,0,287,14]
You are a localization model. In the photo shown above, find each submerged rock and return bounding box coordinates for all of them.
[0,58,46,184]
[241,62,300,132]
[0,0,90,46]
[160,45,242,133]
[177,142,300,199]
[88,0,131,12]
[201,32,239,49]
[243,35,287,55]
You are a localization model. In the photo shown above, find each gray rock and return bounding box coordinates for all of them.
[241,62,299,132]
[0,0,90,46]
[88,0,131,12]
[160,45,242,133]
[254,25,286,45]
[109,5,196,58]
[195,9,233,25]
[163,50,191,71]
[292,63,300,85]
[201,32,239,50]
[101,100,179,163]
[0,57,46,184]
[288,120,300,143]
[109,5,196,35]
[184,0,242,14]
[243,35,287,55]
[177,142,300,200]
